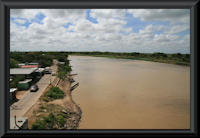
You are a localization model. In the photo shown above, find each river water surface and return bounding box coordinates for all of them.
[68,55,190,129]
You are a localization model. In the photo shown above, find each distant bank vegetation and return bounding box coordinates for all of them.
[66,51,190,66]
[10,51,70,68]
[10,51,190,67]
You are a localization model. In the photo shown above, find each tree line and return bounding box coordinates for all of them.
[10,51,70,68]
[66,51,190,63]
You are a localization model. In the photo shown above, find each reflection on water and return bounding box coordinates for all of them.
[69,56,190,129]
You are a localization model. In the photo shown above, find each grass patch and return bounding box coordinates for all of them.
[31,112,58,129]
[31,104,69,129]
[43,98,49,102]
[45,87,64,101]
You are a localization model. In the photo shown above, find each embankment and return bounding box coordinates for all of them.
[23,73,82,129]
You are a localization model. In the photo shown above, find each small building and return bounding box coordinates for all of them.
[10,68,38,79]
[10,68,37,75]
[34,68,45,77]
[21,65,41,68]
[10,88,17,102]
[18,63,25,68]
[10,117,28,129]
[28,62,39,65]
[58,61,65,65]
[18,79,32,90]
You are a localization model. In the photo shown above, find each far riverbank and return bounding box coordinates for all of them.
[68,53,190,66]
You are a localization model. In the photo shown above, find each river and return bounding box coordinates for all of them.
[68,55,190,129]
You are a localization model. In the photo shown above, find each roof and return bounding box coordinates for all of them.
[10,88,17,93]
[28,62,39,65]
[10,68,37,75]
[18,79,32,84]
[18,63,25,66]
[58,61,65,65]
[10,117,28,129]
[35,68,45,72]
[21,65,41,68]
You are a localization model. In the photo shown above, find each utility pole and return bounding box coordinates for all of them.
[50,71,51,84]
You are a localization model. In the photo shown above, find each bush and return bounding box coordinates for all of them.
[45,87,64,100]
[57,64,72,80]
[58,115,66,127]
[10,75,25,88]
[31,121,46,129]
[31,112,56,129]
[43,98,49,102]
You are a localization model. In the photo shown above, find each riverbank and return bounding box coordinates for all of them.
[68,54,190,66]
[23,74,82,129]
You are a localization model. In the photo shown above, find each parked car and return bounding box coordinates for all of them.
[30,84,39,92]
[45,67,51,74]
[52,72,56,76]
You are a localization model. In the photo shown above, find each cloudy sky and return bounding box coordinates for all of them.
[10,9,190,54]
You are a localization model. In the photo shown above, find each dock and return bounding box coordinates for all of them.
[70,83,79,91]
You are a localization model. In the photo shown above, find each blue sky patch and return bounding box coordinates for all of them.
[154,30,163,35]
[86,9,98,24]
[173,30,190,37]
[63,22,73,28]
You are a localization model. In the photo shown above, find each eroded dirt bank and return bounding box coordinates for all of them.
[23,74,82,129]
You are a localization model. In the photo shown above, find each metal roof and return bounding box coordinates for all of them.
[10,68,37,75]
[18,79,32,84]
[10,88,17,93]
[35,68,45,72]
[28,62,39,65]
[21,65,40,68]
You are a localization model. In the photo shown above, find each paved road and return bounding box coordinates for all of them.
[10,60,58,118]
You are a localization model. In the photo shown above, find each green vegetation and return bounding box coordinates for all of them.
[10,75,25,88]
[10,51,70,68]
[31,112,58,129]
[45,87,64,101]
[31,85,70,129]
[10,58,19,68]
[57,64,72,80]
[31,108,69,129]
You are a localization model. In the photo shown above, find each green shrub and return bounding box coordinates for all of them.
[40,105,46,110]
[43,98,49,102]
[31,121,46,129]
[10,75,25,88]
[45,87,64,100]
[31,112,57,129]
[58,115,66,127]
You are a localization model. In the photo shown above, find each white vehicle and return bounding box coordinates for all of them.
[52,72,56,76]
[45,67,51,74]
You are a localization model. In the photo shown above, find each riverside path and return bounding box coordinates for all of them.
[10,60,58,118]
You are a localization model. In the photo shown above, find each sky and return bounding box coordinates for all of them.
[10,9,190,54]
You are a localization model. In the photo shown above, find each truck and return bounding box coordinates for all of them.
[44,67,51,74]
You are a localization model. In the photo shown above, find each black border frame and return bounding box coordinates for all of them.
[0,0,199,137]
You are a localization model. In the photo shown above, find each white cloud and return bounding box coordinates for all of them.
[127,9,190,24]
[10,9,190,53]
[90,9,126,19]
[153,34,180,41]
[10,9,41,20]
[163,25,190,34]
[13,19,27,24]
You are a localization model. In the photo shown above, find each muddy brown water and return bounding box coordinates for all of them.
[68,55,190,129]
